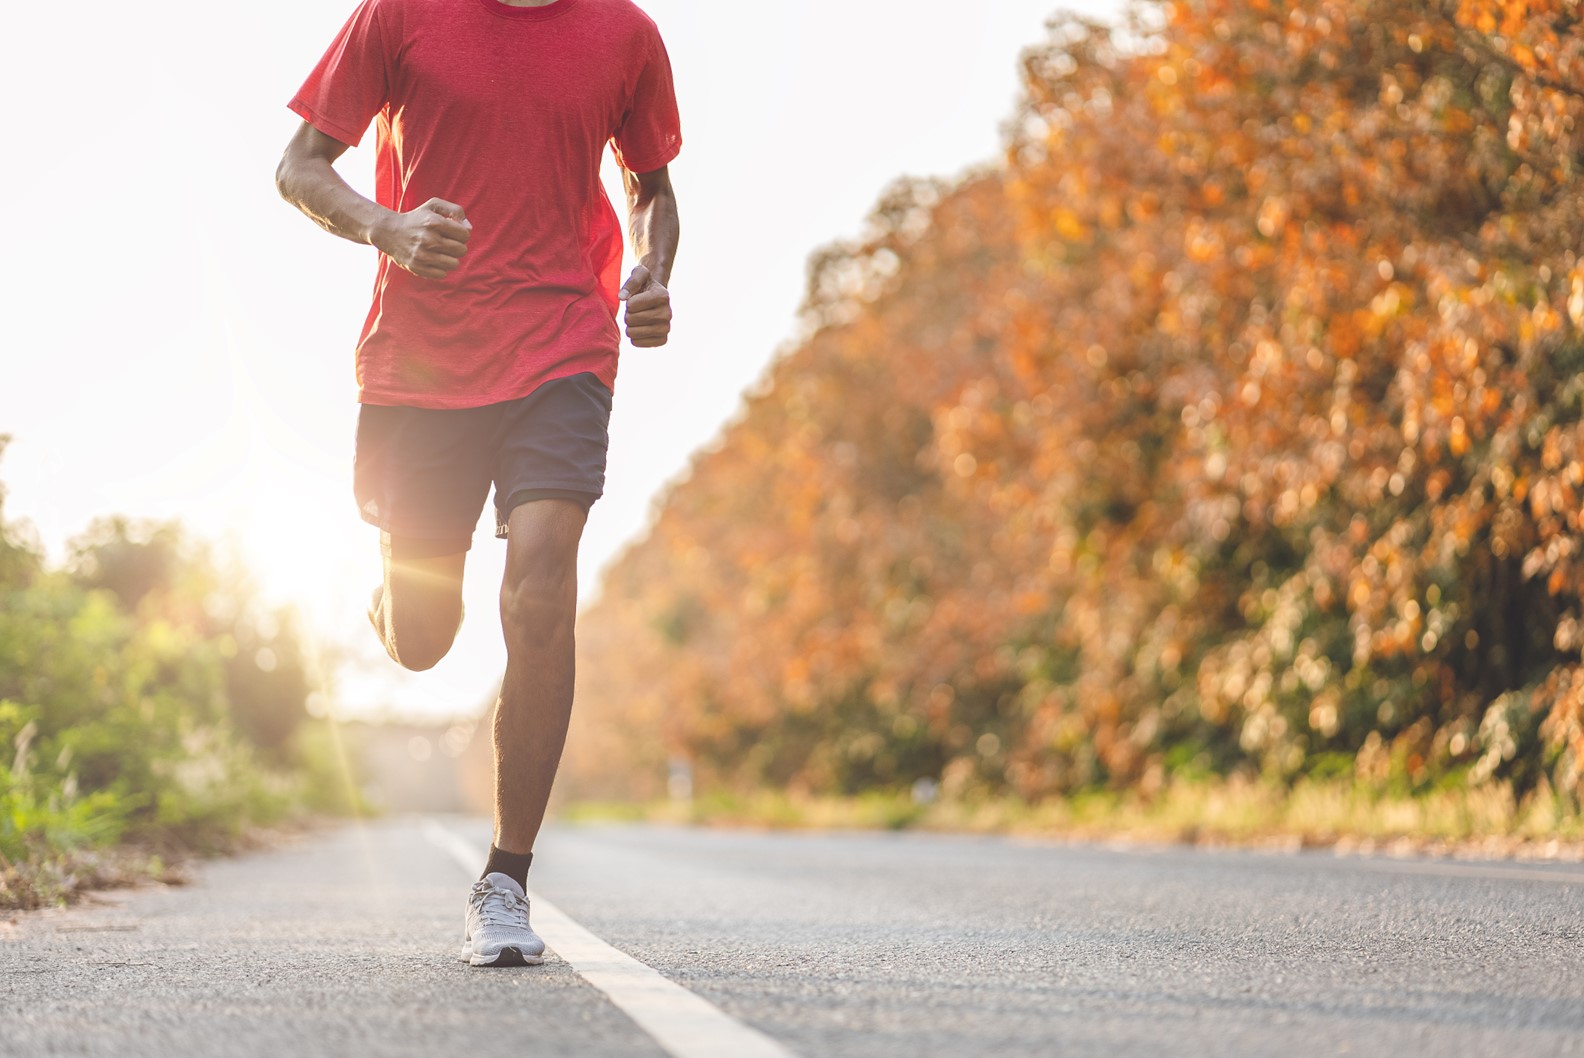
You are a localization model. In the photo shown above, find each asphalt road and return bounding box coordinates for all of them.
[4,817,1584,1058]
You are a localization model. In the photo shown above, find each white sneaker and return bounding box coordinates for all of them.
[460,872,546,967]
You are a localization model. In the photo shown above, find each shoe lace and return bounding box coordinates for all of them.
[471,880,530,928]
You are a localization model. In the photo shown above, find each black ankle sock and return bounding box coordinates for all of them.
[482,845,533,891]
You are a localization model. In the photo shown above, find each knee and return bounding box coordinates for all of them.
[391,634,452,672]
[500,552,577,640]
[387,604,462,672]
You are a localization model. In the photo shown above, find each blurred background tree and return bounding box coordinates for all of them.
[67,517,314,759]
[0,437,41,592]
[565,0,1584,818]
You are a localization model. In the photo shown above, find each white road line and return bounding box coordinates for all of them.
[421,818,799,1058]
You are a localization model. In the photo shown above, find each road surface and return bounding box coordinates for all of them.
[4,817,1584,1057]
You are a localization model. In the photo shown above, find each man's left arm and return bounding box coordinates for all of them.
[618,166,679,348]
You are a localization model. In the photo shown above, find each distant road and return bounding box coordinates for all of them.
[4,818,1584,1057]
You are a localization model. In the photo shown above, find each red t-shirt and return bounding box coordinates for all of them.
[289,0,682,408]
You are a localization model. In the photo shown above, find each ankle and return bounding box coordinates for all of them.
[482,844,534,891]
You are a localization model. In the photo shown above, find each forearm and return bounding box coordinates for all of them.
[275,153,394,251]
[624,170,679,285]
[277,123,471,281]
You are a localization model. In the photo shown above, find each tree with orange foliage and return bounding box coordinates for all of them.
[566,0,1584,811]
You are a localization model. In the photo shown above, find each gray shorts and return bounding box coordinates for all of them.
[353,372,612,558]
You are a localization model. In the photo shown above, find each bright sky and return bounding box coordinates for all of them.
[1,0,1120,720]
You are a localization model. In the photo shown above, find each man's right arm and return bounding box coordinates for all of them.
[274,122,471,280]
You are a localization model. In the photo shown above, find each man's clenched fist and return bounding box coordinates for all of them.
[618,263,672,347]
[374,197,472,280]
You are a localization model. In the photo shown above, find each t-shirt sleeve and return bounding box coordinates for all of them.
[287,0,391,149]
[611,30,683,173]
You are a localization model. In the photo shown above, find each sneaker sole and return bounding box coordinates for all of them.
[461,944,545,967]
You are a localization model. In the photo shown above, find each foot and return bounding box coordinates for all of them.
[460,872,545,967]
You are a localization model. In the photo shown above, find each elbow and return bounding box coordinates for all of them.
[274,153,295,202]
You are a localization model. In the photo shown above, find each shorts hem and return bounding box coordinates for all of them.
[362,510,476,559]
[495,488,602,537]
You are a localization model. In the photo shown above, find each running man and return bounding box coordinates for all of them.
[275,0,680,966]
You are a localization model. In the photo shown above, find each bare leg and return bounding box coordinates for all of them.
[369,537,467,672]
[492,499,587,854]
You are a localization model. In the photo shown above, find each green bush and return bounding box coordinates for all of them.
[0,437,350,907]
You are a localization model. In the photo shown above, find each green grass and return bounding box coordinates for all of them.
[562,778,1584,858]
[0,718,363,911]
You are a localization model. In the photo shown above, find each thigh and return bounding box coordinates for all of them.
[490,373,613,538]
[355,402,498,554]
